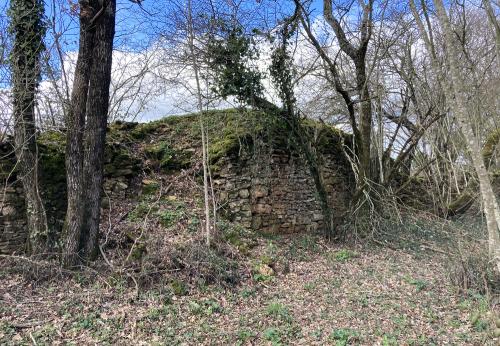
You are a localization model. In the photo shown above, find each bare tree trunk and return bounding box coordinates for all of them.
[187,0,211,247]
[356,60,373,185]
[9,0,49,255]
[63,0,116,266]
[482,0,500,62]
[81,0,116,260]
[433,0,500,272]
[62,0,96,267]
[323,0,374,187]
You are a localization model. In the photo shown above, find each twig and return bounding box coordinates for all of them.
[29,332,37,345]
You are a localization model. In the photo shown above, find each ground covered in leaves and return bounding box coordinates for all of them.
[1,233,499,345]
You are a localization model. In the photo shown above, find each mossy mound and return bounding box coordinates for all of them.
[103,109,351,175]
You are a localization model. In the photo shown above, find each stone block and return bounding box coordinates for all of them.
[313,213,324,221]
[252,216,262,229]
[219,191,228,201]
[240,210,252,218]
[239,189,250,198]
[254,203,272,214]
[1,206,16,216]
[115,181,129,191]
[251,186,268,198]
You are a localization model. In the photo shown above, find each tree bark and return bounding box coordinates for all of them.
[355,59,373,185]
[187,0,212,247]
[62,0,96,267]
[81,0,116,260]
[9,0,49,255]
[482,0,500,62]
[323,0,374,187]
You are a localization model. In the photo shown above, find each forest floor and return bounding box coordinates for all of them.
[1,231,498,345]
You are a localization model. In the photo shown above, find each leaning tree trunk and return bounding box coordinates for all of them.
[293,121,336,238]
[81,0,116,260]
[9,0,49,255]
[433,0,500,272]
[482,0,500,63]
[62,0,96,267]
[355,59,373,187]
[187,0,212,247]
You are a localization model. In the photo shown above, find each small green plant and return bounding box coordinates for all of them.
[252,254,276,283]
[187,217,200,233]
[144,141,174,167]
[236,329,256,345]
[203,299,223,315]
[74,312,100,330]
[30,324,58,343]
[219,220,257,254]
[188,301,203,315]
[263,327,282,345]
[304,282,317,292]
[265,302,292,323]
[310,328,323,340]
[457,299,471,311]
[142,180,160,195]
[469,309,490,332]
[170,279,188,296]
[405,276,428,292]
[253,273,273,282]
[333,249,358,262]
[147,306,171,321]
[127,202,156,222]
[381,334,398,346]
[188,299,223,316]
[329,328,359,345]
[158,209,182,228]
[241,287,256,298]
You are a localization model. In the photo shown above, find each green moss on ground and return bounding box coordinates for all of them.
[105,109,349,173]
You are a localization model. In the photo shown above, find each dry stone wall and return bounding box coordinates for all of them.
[0,117,354,253]
[0,136,141,254]
[0,142,28,254]
[214,139,353,234]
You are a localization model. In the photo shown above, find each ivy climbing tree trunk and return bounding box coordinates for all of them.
[8,0,49,255]
[269,11,337,238]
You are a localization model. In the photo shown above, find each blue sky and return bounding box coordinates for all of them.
[1,0,324,50]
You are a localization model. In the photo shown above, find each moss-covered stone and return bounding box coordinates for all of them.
[144,140,192,171]
[37,131,67,237]
[141,180,160,196]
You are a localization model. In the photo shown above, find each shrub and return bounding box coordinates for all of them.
[446,246,500,296]
[168,239,241,287]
